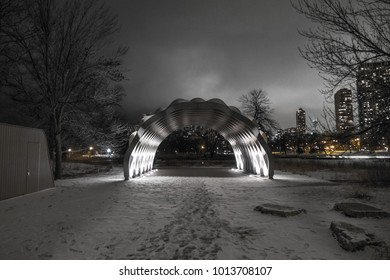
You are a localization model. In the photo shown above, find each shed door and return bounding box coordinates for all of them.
[26,142,41,193]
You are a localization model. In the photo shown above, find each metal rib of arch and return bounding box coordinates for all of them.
[123,98,274,179]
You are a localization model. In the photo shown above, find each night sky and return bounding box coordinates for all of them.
[109,0,325,128]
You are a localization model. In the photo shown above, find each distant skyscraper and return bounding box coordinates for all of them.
[296,108,306,134]
[356,61,390,149]
[334,88,354,132]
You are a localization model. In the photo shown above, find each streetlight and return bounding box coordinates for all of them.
[89,146,93,150]
[67,148,72,159]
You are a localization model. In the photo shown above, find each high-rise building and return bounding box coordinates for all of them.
[334,88,354,133]
[356,61,390,150]
[296,108,306,134]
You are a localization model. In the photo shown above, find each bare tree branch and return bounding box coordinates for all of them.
[292,0,390,149]
[1,0,128,178]
[238,89,279,136]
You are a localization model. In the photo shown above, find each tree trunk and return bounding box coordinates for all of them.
[53,113,63,180]
[55,132,62,179]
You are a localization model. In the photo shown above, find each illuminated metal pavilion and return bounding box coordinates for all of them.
[123,98,274,179]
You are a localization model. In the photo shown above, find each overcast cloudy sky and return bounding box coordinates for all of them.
[107,0,326,129]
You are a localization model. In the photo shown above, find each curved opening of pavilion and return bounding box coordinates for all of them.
[155,126,235,168]
[123,98,274,179]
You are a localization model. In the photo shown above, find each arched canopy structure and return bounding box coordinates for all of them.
[124,98,274,179]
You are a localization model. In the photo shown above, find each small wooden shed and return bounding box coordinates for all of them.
[0,123,54,200]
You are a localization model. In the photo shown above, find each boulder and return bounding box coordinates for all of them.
[254,203,306,217]
[330,221,384,251]
[334,202,390,218]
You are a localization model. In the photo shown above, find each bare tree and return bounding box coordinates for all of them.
[1,0,127,178]
[63,86,130,154]
[0,0,24,85]
[238,89,279,136]
[292,0,390,148]
[292,0,390,90]
[317,103,336,133]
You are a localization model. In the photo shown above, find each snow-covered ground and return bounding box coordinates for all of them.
[0,167,389,260]
[61,162,112,177]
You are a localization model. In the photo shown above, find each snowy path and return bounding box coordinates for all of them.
[0,168,389,260]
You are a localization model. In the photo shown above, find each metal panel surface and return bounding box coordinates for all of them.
[123,98,274,180]
[0,123,54,200]
[26,142,41,194]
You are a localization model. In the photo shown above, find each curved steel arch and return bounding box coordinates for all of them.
[123,98,274,179]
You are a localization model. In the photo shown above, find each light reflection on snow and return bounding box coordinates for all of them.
[339,155,390,159]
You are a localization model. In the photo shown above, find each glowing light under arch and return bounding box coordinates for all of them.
[123,98,274,179]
